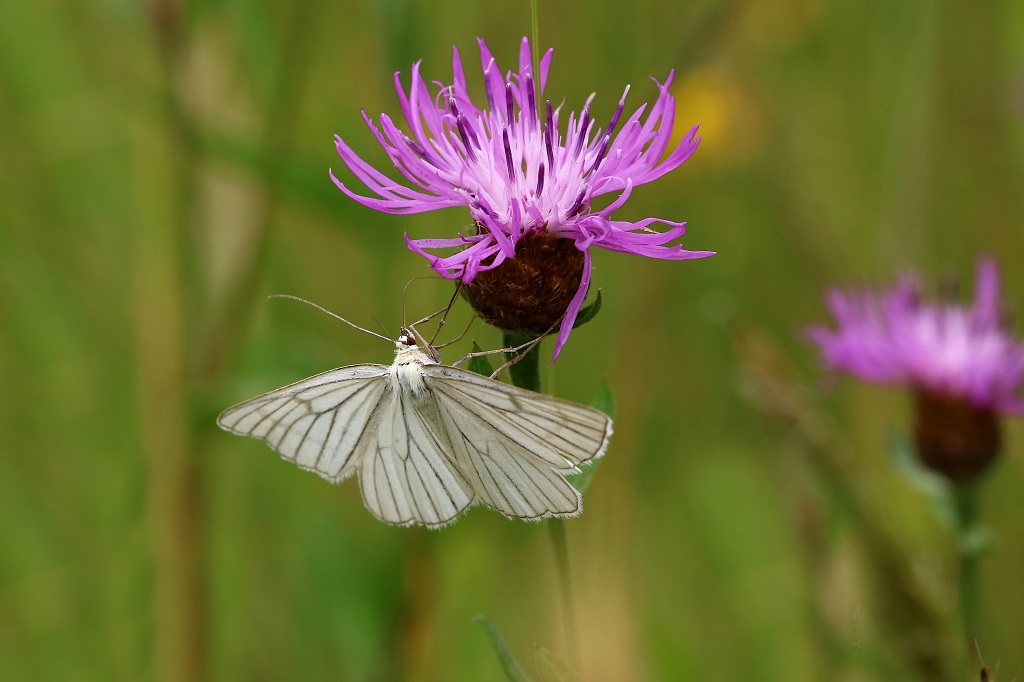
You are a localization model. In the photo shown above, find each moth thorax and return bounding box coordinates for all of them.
[394,361,428,397]
[462,229,584,336]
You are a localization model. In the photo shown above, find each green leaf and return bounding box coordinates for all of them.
[503,331,542,392]
[891,436,998,557]
[467,342,496,377]
[570,289,602,330]
[534,646,582,682]
[591,379,616,419]
[959,525,996,559]
[473,615,534,682]
[887,431,956,526]
[566,381,614,494]
[566,460,600,495]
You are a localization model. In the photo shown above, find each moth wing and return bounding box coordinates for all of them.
[423,365,612,469]
[357,384,475,528]
[423,367,614,520]
[217,365,390,482]
[440,400,584,519]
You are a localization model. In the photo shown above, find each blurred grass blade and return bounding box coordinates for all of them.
[198,131,361,217]
[474,615,534,682]
[467,342,496,377]
[534,645,583,682]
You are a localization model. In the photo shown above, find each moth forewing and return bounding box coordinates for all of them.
[216,365,392,482]
[422,365,612,468]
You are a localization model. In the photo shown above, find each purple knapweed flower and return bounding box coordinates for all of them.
[331,37,713,357]
[809,258,1024,480]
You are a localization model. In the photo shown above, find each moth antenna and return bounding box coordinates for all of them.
[268,294,392,343]
[407,306,446,329]
[428,281,464,346]
[369,315,393,341]
[401,275,442,329]
[400,276,465,346]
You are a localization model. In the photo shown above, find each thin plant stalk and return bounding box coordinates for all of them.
[546,518,580,671]
[953,482,981,660]
[144,5,205,679]
[503,331,580,671]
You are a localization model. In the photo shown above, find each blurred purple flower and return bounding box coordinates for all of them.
[809,258,1024,413]
[809,258,1024,480]
[331,37,713,357]
[810,258,1024,481]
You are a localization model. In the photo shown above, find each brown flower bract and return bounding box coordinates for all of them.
[913,390,1000,481]
[462,230,585,337]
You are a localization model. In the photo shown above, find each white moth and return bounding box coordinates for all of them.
[218,330,612,528]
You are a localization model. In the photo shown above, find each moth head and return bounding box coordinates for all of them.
[396,328,417,350]
[396,327,442,363]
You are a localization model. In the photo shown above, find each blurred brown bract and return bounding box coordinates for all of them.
[914,391,1000,482]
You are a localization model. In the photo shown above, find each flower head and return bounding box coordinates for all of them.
[809,258,1024,480]
[331,37,713,357]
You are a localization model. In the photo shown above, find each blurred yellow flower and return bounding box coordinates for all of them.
[671,65,766,167]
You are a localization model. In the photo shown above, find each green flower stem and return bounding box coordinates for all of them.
[502,330,580,671]
[953,482,981,655]
[546,518,580,671]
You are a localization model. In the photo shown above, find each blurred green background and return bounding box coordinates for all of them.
[3,0,1024,679]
